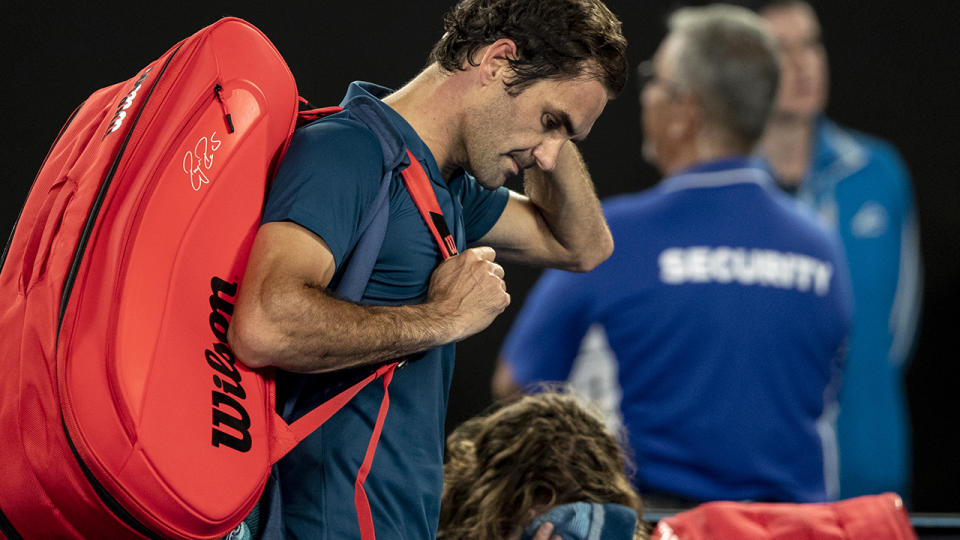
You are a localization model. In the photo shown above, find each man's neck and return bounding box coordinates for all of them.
[761,112,816,189]
[382,64,468,182]
[660,130,749,176]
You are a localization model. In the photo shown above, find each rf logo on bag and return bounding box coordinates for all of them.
[206,276,252,452]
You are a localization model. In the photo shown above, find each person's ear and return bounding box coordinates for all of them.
[476,38,518,87]
[668,94,700,140]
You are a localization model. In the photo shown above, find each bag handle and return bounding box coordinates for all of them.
[296,96,341,127]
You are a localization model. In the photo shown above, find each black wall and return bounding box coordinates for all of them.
[4,0,957,511]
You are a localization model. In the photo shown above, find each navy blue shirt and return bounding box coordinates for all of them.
[262,82,509,539]
[503,160,853,503]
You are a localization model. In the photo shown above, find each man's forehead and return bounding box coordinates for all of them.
[530,80,606,139]
[529,75,608,103]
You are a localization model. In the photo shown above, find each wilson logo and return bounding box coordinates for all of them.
[104,68,152,138]
[206,276,252,452]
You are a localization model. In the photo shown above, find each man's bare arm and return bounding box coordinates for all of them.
[228,221,510,373]
[477,143,613,273]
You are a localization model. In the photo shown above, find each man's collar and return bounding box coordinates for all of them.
[660,156,771,193]
[341,81,393,103]
[341,81,450,189]
[673,156,758,176]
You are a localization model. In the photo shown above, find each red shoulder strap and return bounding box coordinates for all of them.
[400,149,459,259]
[295,106,458,263]
[348,150,458,540]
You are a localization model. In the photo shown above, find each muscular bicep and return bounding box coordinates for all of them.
[229,221,337,368]
[228,220,459,373]
[243,221,337,293]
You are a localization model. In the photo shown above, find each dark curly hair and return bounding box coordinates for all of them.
[439,391,648,539]
[428,0,628,96]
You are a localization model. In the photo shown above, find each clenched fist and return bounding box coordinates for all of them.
[427,246,510,342]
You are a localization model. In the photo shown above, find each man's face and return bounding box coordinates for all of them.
[640,34,684,170]
[462,73,609,189]
[762,3,828,120]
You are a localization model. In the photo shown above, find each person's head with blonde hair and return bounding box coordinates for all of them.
[439,391,647,539]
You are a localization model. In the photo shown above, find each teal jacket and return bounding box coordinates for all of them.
[765,117,923,500]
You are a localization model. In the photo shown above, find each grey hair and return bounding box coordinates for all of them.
[667,4,780,149]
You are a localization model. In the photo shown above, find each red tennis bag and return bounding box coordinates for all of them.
[652,493,918,540]
[0,17,431,539]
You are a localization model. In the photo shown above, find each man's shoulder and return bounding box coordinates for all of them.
[771,194,846,264]
[827,119,900,156]
[820,119,910,182]
[818,119,914,218]
[602,188,667,224]
[763,179,836,231]
[291,113,384,165]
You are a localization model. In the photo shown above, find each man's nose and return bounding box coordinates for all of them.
[532,136,566,171]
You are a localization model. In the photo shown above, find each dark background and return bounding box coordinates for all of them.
[3,0,957,512]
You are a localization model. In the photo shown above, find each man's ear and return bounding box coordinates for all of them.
[667,94,701,140]
[475,38,519,86]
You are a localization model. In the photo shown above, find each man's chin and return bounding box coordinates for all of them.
[473,173,508,190]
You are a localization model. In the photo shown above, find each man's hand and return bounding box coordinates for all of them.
[231,225,509,373]
[427,246,510,342]
[531,522,561,540]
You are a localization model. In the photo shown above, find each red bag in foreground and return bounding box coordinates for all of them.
[653,493,917,540]
[0,16,431,539]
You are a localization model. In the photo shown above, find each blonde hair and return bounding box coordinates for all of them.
[439,391,648,539]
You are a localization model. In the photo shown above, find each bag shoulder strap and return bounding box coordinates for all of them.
[322,94,459,299]
[401,149,458,259]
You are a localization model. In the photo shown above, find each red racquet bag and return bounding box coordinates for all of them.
[652,493,917,540]
[0,16,452,539]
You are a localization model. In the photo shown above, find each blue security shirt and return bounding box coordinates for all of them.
[262,82,509,539]
[502,159,853,503]
[764,118,923,499]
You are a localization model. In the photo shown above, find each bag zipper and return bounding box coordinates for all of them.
[0,501,24,540]
[103,82,225,442]
[56,43,183,540]
[62,418,164,540]
[56,43,182,336]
